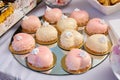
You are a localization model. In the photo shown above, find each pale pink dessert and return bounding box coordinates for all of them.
[21,15,41,33]
[65,49,91,74]
[10,33,35,54]
[27,46,54,71]
[85,18,108,35]
[70,8,89,27]
[44,7,62,24]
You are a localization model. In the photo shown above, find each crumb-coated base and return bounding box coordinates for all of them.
[9,45,35,55]
[35,37,58,45]
[84,26,108,36]
[84,43,111,56]
[61,56,92,74]
[58,40,83,51]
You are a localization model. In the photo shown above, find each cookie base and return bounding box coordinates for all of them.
[9,45,35,55]
[36,37,58,45]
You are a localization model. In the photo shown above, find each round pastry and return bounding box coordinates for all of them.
[58,29,83,50]
[85,18,108,35]
[26,46,55,71]
[84,34,110,55]
[62,49,92,74]
[21,15,41,34]
[44,7,62,24]
[36,22,58,45]
[56,15,77,34]
[9,33,35,55]
[70,8,89,27]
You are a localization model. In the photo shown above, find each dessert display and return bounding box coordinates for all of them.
[21,15,41,34]
[26,46,56,71]
[44,7,62,24]
[0,1,14,24]
[44,0,72,8]
[84,34,111,55]
[98,0,120,6]
[9,7,112,75]
[62,49,92,74]
[58,29,83,50]
[9,33,35,55]
[56,15,77,34]
[35,22,58,45]
[85,18,108,35]
[0,0,37,37]
[70,8,89,27]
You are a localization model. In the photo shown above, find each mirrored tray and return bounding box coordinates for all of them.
[9,16,112,75]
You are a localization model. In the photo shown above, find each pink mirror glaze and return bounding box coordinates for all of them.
[21,15,41,33]
[65,49,91,70]
[27,46,53,68]
[86,18,108,34]
[44,8,62,23]
[70,9,89,26]
[12,33,35,51]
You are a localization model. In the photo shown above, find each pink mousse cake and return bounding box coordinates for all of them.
[64,49,91,74]
[21,15,41,33]
[70,8,89,27]
[10,33,35,54]
[26,46,54,71]
[85,18,108,35]
[44,7,62,24]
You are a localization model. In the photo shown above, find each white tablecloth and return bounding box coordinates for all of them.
[0,0,119,80]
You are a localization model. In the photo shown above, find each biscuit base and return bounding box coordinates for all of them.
[84,44,110,56]
[22,29,36,34]
[36,37,58,45]
[26,53,57,72]
[84,26,108,36]
[26,60,54,72]
[58,40,83,51]
[61,56,92,74]
[77,20,89,27]
[9,45,35,55]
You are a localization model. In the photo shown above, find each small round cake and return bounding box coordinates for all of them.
[36,22,58,45]
[44,7,62,24]
[84,34,110,55]
[85,18,108,35]
[59,29,83,50]
[9,33,35,54]
[56,15,77,34]
[26,46,55,71]
[70,8,89,27]
[63,49,91,74]
[21,15,41,34]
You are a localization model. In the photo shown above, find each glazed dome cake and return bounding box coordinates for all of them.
[56,15,77,34]
[85,18,108,35]
[9,33,35,55]
[26,46,55,71]
[59,29,83,50]
[36,22,58,45]
[44,7,62,24]
[21,15,41,34]
[84,34,110,55]
[63,49,92,74]
[70,8,89,27]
